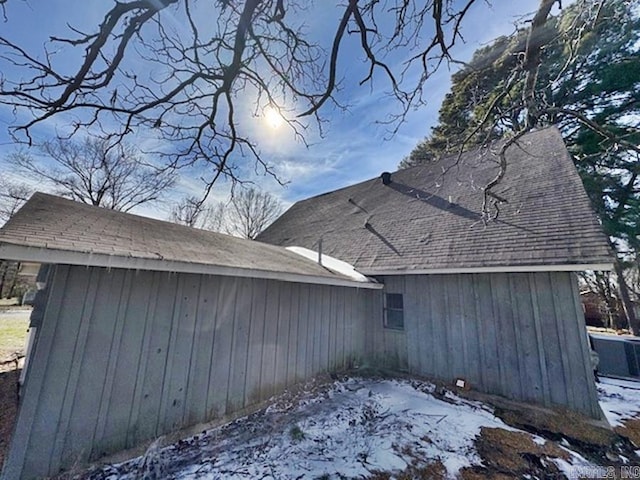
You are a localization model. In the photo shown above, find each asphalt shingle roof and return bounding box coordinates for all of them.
[258,127,613,273]
[0,192,373,286]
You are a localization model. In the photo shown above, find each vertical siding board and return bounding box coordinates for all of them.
[126,270,162,447]
[286,284,300,385]
[342,290,351,365]
[568,273,601,417]
[326,287,336,369]
[207,276,236,419]
[412,276,426,375]
[136,272,179,441]
[162,274,201,433]
[532,272,568,407]
[49,267,103,471]
[333,287,342,369]
[157,274,186,435]
[245,278,268,405]
[474,274,497,393]
[98,270,152,452]
[296,283,310,381]
[553,272,590,411]
[260,280,280,399]
[372,288,384,364]
[445,275,465,381]
[184,274,220,426]
[550,272,577,410]
[5,265,71,480]
[429,276,449,381]
[227,277,253,412]
[489,273,520,398]
[342,288,350,368]
[91,270,132,458]
[274,282,291,390]
[510,273,544,402]
[372,283,384,365]
[403,277,417,371]
[307,286,318,372]
[312,287,324,372]
[529,273,552,407]
[305,284,317,378]
[363,287,374,359]
[459,276,481,389]
[423,276,436,378]
[320,286,331,370]
[354,289,368,362]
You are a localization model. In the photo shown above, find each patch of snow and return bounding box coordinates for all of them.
[597,377,640,427]
[553,456,608,480]
[286,246,370,282]
[95,378,519,479]
[88,377,639,480]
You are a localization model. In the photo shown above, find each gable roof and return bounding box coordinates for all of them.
[258,128,613,274]
[0,193,379,289]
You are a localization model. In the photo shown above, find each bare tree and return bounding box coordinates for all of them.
[8,137,176,212]
[0,176,34,300]
[0,175,31,224]
[171,195,226,231]
[227,188,283,239]
[0,0,483,196]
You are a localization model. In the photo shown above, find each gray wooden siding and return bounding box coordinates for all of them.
[373,272,600,418]
[4,265,377,480]
[370,276,408,370]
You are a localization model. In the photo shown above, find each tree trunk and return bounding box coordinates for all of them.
[0,261,7,298]
[614,258,640,336]
[7,262,21,299]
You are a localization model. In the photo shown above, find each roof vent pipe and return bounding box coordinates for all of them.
[381,172,392,185]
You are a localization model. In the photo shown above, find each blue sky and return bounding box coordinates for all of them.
[0,1,556,219]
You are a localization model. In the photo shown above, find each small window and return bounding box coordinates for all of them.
[384,293,404,330]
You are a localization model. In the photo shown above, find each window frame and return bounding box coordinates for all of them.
[384,292,405,331]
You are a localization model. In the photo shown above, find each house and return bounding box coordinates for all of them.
[0,127,613,479]
[258,126,613,416]
[0,193,381,480]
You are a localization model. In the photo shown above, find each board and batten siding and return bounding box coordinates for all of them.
[372,272,600,418]
[4,264,376,480]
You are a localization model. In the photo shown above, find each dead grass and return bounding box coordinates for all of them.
[0,298,20,307]
[475,427,567,476]
[495,404,616,447]
[367,460,446,479]
[616,418,640,448]
[0,312,30,363]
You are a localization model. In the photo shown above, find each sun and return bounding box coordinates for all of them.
[264,106,284,129]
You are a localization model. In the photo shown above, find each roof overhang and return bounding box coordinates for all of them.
[360,263,614,276]
[0,243,382,290]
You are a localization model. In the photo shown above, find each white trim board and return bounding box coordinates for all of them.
[360,263,614,276]
[0,243,382,290]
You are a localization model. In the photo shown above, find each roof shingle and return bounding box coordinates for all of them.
[258,128,613,272]
[0,193,377,287]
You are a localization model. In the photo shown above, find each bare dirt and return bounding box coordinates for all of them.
[0,368,20,469]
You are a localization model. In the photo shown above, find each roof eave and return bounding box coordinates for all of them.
[360,263,614,276]
[0,242,382,290]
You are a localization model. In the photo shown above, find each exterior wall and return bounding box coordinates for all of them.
[366,275,408,370]
[371,272,601,418]
[3,265,377,480]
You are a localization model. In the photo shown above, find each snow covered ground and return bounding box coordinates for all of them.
[78,375,640,480]
[598,377,640,427]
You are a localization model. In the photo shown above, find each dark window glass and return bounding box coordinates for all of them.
[385,293,404,330]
